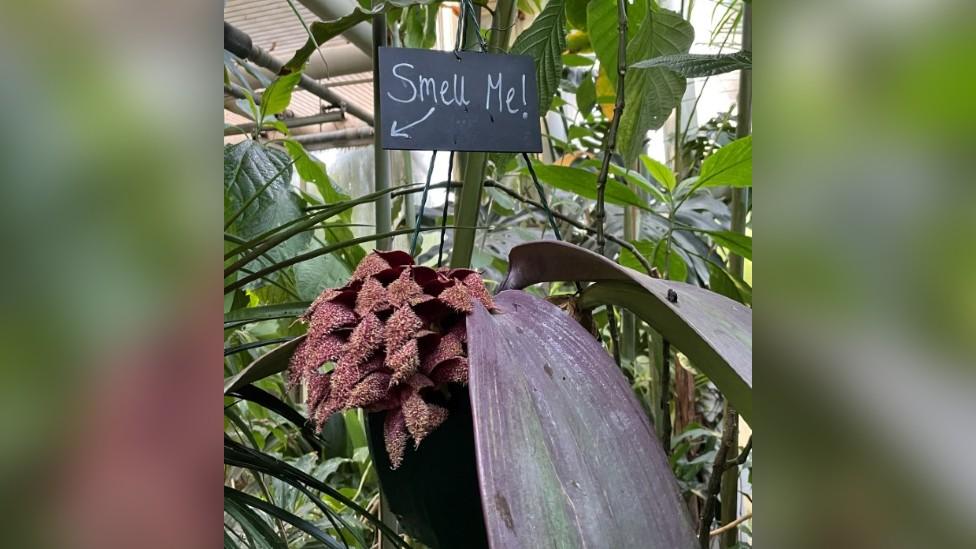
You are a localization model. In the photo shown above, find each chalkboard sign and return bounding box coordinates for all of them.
[378,47,542,152]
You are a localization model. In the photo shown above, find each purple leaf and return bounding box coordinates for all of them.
[467,290,698,548]
[499,240,752,423]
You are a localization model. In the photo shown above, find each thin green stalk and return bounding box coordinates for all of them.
[226,227,462,294]
[411,151,438,255]
[450,0,517,268]
[437,152,456,266]
[595,0,628,257]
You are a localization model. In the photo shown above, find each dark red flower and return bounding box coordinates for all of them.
[289,250,493,469]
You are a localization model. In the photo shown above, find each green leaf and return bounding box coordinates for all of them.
[260,72,303,118]
[578,159,667,203]
[640,154,677,192]
[525,161,647,210]
[587,0,648,88]
[224,141,309,268]
[697,229,752,261]
[282,6,378,73]
[705,260,751,305]
[224,302,309,326]
[652,239,688,282]
[586,0,618,85]
[281,140,347,203]
[224,491,286,549]
[510,0,566,115]
[403,4,438,49]
[575,71,596,116]
[224,337,304,395]
[617,9,694,164]
[631,50,752,77]
[618,239,687,281]
[225,439,407,547]
[698,135,752,187]
[565,0,590,30]
[225,487,344,549]
[295,253,350,300]
[562,53,594,66]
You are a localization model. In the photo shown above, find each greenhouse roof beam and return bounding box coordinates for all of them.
[293,126,374,150]
[224,22,374,126]
[224,110,346,136]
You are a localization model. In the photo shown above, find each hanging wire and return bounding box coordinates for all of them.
[410,150,438,256]
[437,151,456,266]
[521,153,564,241]
[462,0,489,52]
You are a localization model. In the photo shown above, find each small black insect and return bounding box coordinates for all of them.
[667,289,678,303]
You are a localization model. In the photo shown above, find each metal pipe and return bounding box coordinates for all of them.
[293,126,374,147]
[224,22,374,126]
[371,1,391,250]
[223,110,345,136]
[234,46,371,90]
[297,0,374,56]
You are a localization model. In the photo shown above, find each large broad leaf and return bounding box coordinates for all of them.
[224,141,310,268]
[509,0,566,115]
[366,391,488,549]
[631,50,752,77]
[698,135,752,188]
[498,240,752,422]
[586,0,648,87]
[403,4,439,49]
[467,290,698,548]
[617,8,694,164]
[525,161,648,210]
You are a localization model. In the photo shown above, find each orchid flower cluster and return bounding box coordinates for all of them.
[289,250,493,468]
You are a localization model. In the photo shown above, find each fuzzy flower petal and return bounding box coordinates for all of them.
[387,338,420,387]
[461,273,495,310]
[438,282,473,313]
[330,355,385,396]
[347,372,393,408]
[354,276,391,316]
[308,300,357,333]
[387,269,424,308]
[351,253,392,280]
[384,409,409,469]
[421,330,465,374]
[340,312,384,368]
[384,306,423,352]
[402,391,449,448]
[430,357,469,385]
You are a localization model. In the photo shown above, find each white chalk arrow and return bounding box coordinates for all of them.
[390,107,436,138]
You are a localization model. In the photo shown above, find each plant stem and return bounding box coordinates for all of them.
[721,5,751,546]
[660,339,672,453]
[594,0,628,257]
[698,405,738,548]
[710,512,752,538]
